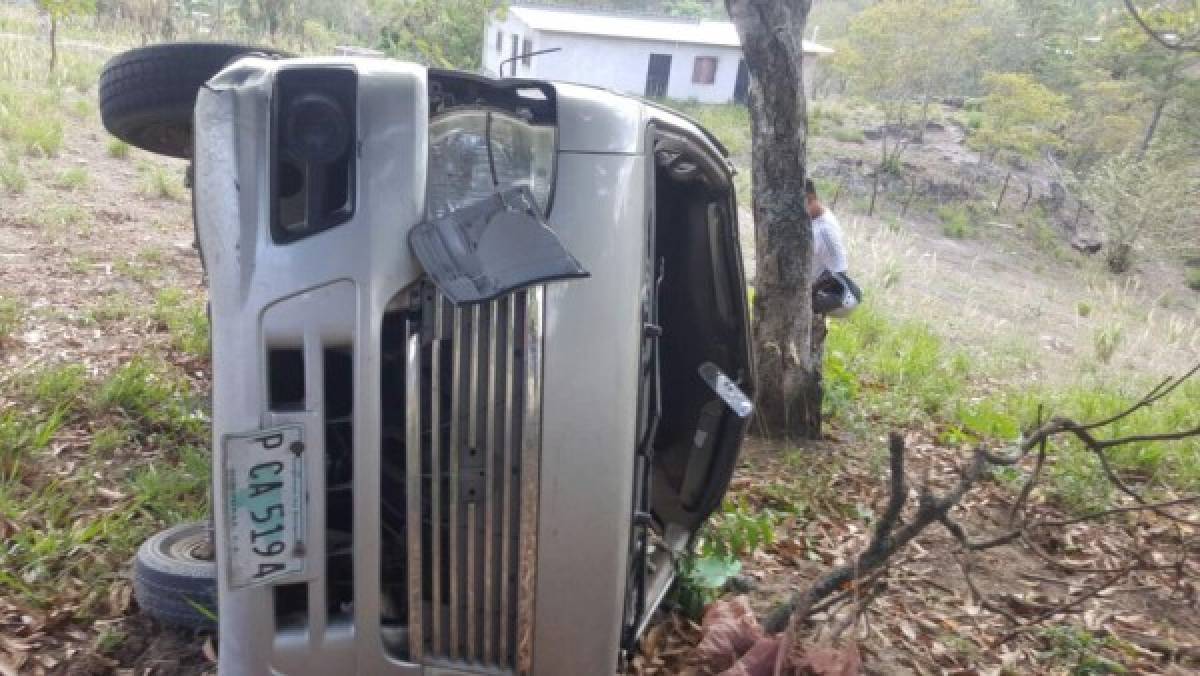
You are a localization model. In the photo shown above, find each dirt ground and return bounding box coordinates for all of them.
[723,436,1200,675]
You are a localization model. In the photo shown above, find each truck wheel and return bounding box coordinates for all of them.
[99,42,285,159]
[133,522,218,630]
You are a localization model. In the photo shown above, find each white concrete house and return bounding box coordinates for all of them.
[482,5,833,104]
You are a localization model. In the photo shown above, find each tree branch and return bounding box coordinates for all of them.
[1123,0,1200,52]
[764,364,1200,655]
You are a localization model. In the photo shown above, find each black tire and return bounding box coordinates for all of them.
[99,42,285,159]
[133,522,218,630]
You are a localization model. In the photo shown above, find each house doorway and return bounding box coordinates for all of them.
[733,59,749,104]
[645,53,671,98]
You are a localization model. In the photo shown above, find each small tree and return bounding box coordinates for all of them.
[969,72,1068,212]
[1081,152,1199,273]
[373,0,497,70]
[36,0,96,73]
[1098,5,1199,158]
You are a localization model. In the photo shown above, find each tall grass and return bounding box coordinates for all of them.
[0,355,210,614]
[0,296,21,344]
[826,298,1200,509]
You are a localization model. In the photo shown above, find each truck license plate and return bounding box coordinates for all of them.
[224,426,306,588]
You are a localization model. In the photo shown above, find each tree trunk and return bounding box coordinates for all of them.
[869,133,885,216]
[1139,97,1166,159]
[995,171,1011,214]
[726,0,820,441]
[48,14,57,74]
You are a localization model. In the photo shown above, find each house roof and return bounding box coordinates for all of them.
[507,5,834,54]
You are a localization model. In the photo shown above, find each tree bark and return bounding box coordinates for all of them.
[726,0,819,441]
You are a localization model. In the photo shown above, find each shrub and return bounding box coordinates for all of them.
[1093,325,1123,364]
[56,167,89,190]
[1076,301,1092,318]
[0,296,21,343]
[0,159,26,194]
[139,163,185,200]
[937,204,974,238]
[1186,267,1200,291]
[26,363,89,412]
[106,139,130,159]
[17,116,64,157]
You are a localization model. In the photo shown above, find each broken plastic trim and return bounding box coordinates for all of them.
[698,362,754,418]
[408,187,589,305]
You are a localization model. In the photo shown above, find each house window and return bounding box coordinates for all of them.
[495,30,503,54]
[522,38,533,67]
[510,34,520,76]
[692,56,718,85]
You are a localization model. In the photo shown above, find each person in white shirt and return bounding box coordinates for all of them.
[805,179,852,434]
[808,179,849,287]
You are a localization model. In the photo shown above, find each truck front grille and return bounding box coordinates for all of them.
[382,284,543,673]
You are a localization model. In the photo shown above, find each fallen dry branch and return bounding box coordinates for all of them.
[763,364,1200,671]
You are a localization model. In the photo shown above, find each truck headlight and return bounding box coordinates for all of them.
[426,108,555,219]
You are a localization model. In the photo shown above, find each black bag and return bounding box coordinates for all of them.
[812,270,863,316]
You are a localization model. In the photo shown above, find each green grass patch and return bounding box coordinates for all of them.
[0,295,21,344]
[831,126,865,144]
[94,357,205,441]
[89,425,130,456]
[56,166,89,190]
[825,302,971,423]
[0,479,149,612]
[0,158,26,194]
[1038,625,1128,674]
[0,408,65,479]
[128,444,210,523]
[24,363,90,413]
[1093,325,1123,364]
[937,204,976,239]
[106,138,130,159]
[138,162,185,201]
[1185,267,1200,291]
[82,293,137,324]
[823,298,1199,510]
[153,288,210,357]
[33,203,88,235]
[15,115,64,157]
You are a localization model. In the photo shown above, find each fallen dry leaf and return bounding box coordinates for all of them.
[798,640,862,676]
